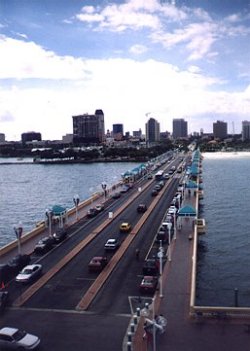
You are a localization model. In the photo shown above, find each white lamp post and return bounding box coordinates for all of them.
[45,209,52,236]
[101,182,107,200]
[14,222,23,255]
[173,211,177,240]
[167,222,172,261]
[73,194,80,220]
[158,240,164,298]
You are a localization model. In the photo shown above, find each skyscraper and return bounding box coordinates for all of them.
[172,118,188,139]
[72,109,105,144]
[112,124,124,140]
[145,118,160,143]
[213,120,227,139]
[242,120,250,141]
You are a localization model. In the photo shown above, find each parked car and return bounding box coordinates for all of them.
[112,192,121,199]
[95,203,104,212]
[151,189,158,196]
[87,207,98,218]
[120,185,130,193]
[88,256,108,272]
[52,228,67,243]
[15,264,42,284]
[104,238,120,251]
[139,275,158,294]
[0,264,13,286]
[147,174,153,179]
[0,291,9,314]
[119,222,131,233]
[34,236,54,254]
[142,259,159,276]
[137,204,147,213]
[7,254,31,274]
[0,327,40,350]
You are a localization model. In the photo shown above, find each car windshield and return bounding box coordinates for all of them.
[21,268,32,274]
[13,330,26,341]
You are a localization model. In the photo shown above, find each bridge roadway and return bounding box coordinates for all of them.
[1,157,183,350]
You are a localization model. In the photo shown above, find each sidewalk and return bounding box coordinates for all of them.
[133,190,250,351]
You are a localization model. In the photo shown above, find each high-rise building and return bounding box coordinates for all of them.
[0,133,5,143]
[72,109,105,144]
[145,118,160,143]
[172,118,188,139]
[213,120,227,139]
[242,121,250,141]
[112,124,124,141]
[21,131,42,143]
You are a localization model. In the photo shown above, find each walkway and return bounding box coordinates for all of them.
[132,190,250,351]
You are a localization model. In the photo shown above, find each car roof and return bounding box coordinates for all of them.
[106,238,116,243]
[0,327,18,336]
[22,264,41,270]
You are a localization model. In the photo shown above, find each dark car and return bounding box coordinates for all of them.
[140,275,158,294]
[88,256,108,272]
[0,291,9,314]
[87,207,98,218]
[7,254,31,274]
[34,236,54,254]
[52,228,67,243]
[0,264,13,286]
[137,204,147,213]
[151,189,158,196]
[142,259,159,276]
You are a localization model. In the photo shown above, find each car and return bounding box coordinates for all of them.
[139,275,158,294]
[112,192,121,199]
[137,204,147,213]
[0,327,40,350]
[151,189,158,196]
[0,264,13,286]
[119,222,131,233]
[88,256,108,272]
[142,259,159,276]
[147,174,153,179]
[7,254,31,274]
[15,264,42,284]
[120,185,130,193]
[104,238,120,251]
[52,228,67,243]
[0,291,9,314]
[34,236,54,254]
[95,203,104,212]
[87,207,98,218]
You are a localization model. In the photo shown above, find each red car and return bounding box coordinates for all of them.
[140,276,158,294]
[88,256,108,272]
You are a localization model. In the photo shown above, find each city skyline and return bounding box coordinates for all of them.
[0,0,250,140]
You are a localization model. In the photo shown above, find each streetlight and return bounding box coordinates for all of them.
[14,222,23,255]
[101,182,107,200]
[167,222,172,261]
[73,194,80,220]
[157,241,164,298]
[45,209,53,236]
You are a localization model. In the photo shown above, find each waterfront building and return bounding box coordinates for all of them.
[112,124,124,141]
[21,131,42,143]
[213,120,227,139]
[72,109,105,144]
[0,133,5,143]
[145,117,160,143]
[242,120,250,141]
[172,118,188,139]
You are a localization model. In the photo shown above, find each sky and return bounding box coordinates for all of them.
[0,0,250,141]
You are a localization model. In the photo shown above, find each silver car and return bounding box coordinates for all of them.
[15,264,42,284]
[0,327,40,350]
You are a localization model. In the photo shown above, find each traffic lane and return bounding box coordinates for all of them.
[22,192,153,310]
[89,180,180,315]
[18,177,178,310]
[0,308,129,351]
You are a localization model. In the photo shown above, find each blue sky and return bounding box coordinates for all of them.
[0,0,250,140]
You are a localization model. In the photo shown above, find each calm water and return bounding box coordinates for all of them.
[1,154,250,307]
[197,152,250,307]
[0,159,140,247]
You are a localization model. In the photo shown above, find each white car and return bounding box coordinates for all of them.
[104,238,120,251]
[0,327,40,350]
[15,264,42,283]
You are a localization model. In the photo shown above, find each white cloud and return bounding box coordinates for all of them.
[129,44,148,54]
